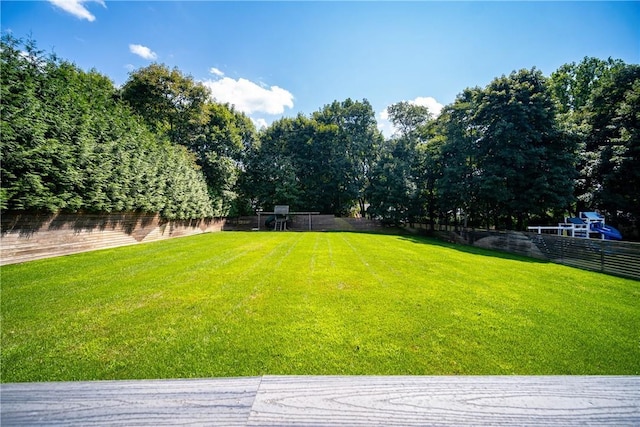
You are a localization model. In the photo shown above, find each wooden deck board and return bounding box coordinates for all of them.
[1,377,261,426]
[2,376,639,426]
[249,376,640,426]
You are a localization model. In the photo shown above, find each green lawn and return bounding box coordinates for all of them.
[2,231,639,382]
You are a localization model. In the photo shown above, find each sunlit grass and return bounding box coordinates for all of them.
[2,231,639,382]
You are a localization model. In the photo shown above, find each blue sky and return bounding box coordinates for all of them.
[2,1,639,135]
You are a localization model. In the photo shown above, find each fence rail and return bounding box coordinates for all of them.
[529,233,640,279]
[436,228,640,280]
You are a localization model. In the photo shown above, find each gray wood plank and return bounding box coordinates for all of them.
[247,376,640,426]
[3,376,639,426]
[1,377,261,426]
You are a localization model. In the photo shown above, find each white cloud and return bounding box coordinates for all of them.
[202,77,294,115]
[411,96,444,116]
[377,111,396,138]
[252,118,269,130]
[209,67,224,77]
[48,0,105,22]
[377,96,444,138]
[129,44,157,60]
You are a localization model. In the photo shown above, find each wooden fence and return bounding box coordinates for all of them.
[1,212,225,266]
[529,233,640,280]
[435,228,640,280]
[1,213,384,265]
[223,215,383,232]
[4,211,638,278]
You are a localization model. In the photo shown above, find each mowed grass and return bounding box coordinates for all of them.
[2,232,639,382]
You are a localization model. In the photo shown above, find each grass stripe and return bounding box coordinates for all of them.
[1,232,638,381]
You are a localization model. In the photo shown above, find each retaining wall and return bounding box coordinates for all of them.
[1,213,384,265]
[1,212,225,266]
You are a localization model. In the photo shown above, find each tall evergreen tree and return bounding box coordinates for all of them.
[1,35,214,219]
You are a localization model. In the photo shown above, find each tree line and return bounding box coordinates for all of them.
[2,35,638,238]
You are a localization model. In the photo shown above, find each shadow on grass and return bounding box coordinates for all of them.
[320,229,548,264]
[397,233,549,264]
[228,228,549,264]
